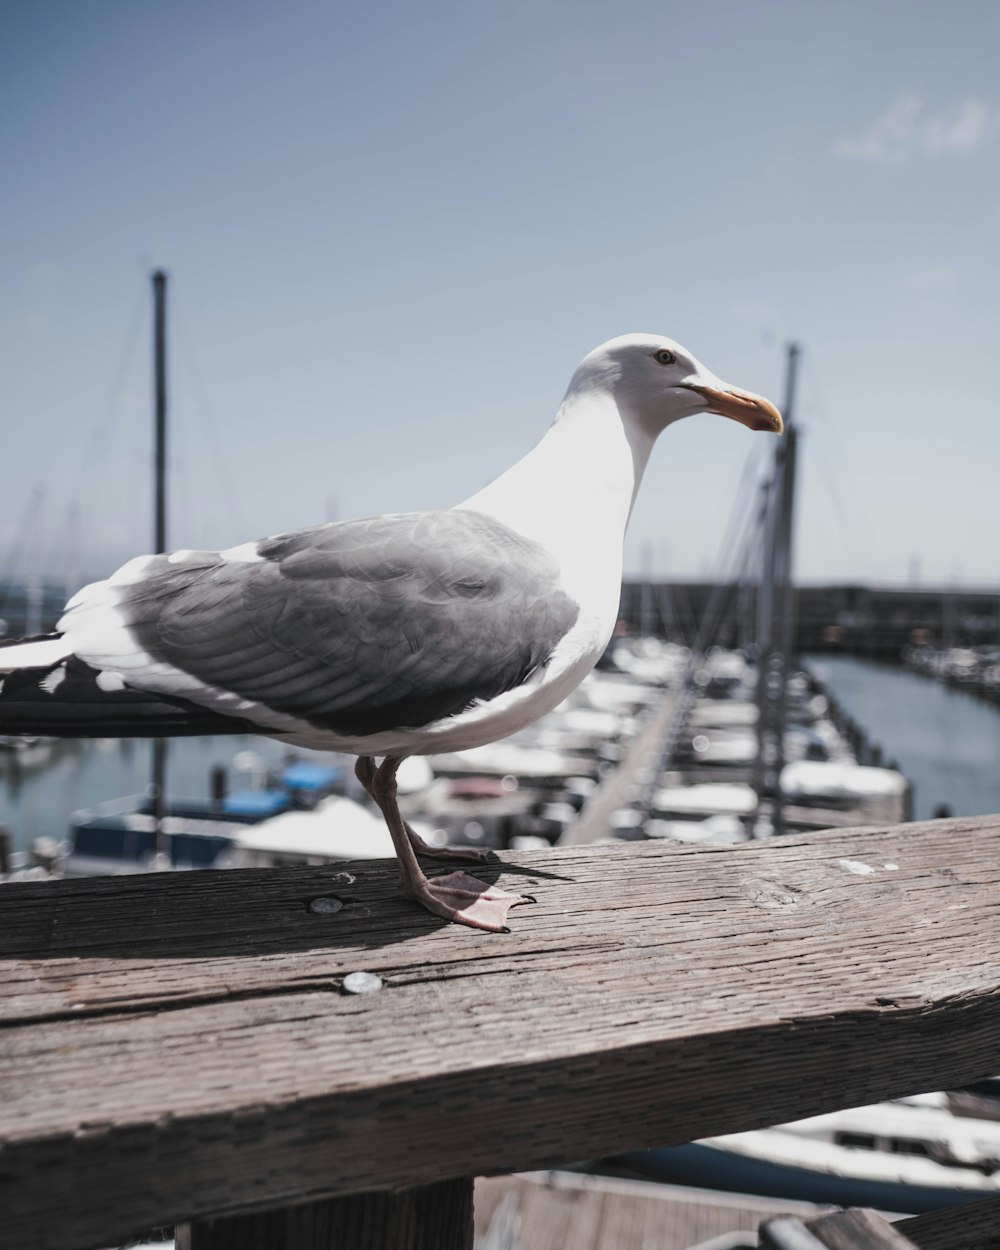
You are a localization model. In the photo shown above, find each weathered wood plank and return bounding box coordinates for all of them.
[474,1172,830,1249]
[896,1192,1000,1248]
[176,1178,473,1250]
[796,1209,917,1248]
[2,816,1000,1250]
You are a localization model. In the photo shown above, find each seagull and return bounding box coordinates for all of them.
[0,334,781,931]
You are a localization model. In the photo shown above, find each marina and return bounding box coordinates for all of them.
[2,307,997,1234]
[2,643,942,875]
[0,278,994,1246]
[906,641,1000,707]
[6,633,1000,1237]
[807,653,1000,821]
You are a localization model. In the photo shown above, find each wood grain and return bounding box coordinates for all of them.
[897,1192,1000,1248]
[176,1178,473,1250]
[2,816,1000,1250]
[800,1208,918,1248]
[474,1171,829,1249]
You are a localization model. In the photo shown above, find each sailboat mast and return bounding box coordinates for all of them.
[751,342,800,837]
[151,270,168,852]
[153,270,168,555]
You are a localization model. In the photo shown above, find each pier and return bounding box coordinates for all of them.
[3,814,1000,1249]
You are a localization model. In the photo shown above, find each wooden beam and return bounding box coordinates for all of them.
[772,1209,918,1248]
[896,1192,1000,1249]
[475,1171,831,1247]
[176,1178,473,1250]
[2,816,1000,1250]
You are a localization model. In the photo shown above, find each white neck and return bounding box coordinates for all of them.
[456,390,656,605]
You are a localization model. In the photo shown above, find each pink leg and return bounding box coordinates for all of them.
[367,756,535,933]
[355,755,377,794]
[404,825,496,864]
[355,756,495,865]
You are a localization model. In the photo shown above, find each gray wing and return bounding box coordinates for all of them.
[117,511,579,737]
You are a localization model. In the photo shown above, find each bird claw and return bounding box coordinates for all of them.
[404,870,535,933]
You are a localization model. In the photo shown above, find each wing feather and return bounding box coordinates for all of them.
[112,511,579,736]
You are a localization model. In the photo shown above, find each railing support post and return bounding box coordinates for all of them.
[176,1177,474,1250]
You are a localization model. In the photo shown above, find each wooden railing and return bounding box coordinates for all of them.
[2,814,1000,1249]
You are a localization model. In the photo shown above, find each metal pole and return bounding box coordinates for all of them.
[151,271,168,856]
[153,271,168,555]
[769,343,800,835]
[750,471,778,833]
[751,342,800,837]
[776,423,800,675]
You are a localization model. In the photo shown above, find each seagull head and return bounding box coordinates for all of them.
[568,333,783,437]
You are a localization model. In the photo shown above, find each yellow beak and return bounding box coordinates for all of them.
[686,383,783,434]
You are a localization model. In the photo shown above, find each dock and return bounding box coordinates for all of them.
[3,814,1000,1248]
[560,688,679,845]
[474,1172,836,1247]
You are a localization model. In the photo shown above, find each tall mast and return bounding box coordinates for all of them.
[153,271,168,555]
[751,342,800,837]
[151,271,168,854]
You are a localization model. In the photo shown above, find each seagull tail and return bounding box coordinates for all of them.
[0,633,75,672]
[0,635,255,739]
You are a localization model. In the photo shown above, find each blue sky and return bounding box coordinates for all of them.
[2,0,999,587]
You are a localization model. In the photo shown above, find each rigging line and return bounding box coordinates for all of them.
[799,350,890,574]
[813,454,876,574]
[816,448,889,574]
[66,283,148,509]
[678,454,776,695]
[0,486,45,620]
[172,298,250,538]
[637,432,766,651]
[694,516,763,656]
[635,450,777,820]
[655,580,685,648]
[655,447,774,771]
[668,579,695,646]
[681,488,764,658]
[686,443,773,659]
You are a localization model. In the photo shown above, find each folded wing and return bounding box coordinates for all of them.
[72,510,579,738]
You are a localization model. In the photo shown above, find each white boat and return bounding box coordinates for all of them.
[651,782,757,818]
[646,814,748,844]
[619,1091,1000,1214]
[781,760,907,822]
[228,794,399,864]
[430,742,598,783]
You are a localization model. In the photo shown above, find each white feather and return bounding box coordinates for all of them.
[40,665,67,693]
[108,554,158,586]
[220,542,263,563]
[95,670,127,692]
[0,638,75,673]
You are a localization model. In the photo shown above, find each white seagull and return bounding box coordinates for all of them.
[0,334,781,931]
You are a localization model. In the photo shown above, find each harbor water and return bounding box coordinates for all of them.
[807,655,1000,822]
[0,735,326,854]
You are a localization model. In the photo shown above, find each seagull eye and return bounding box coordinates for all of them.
[654,349,675,366]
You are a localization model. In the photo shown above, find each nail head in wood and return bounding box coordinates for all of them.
[308,896,344,914]
[342,971,383,995]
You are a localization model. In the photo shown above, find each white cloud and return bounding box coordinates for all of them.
[924,99,993,153]
[835,95,999,162]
